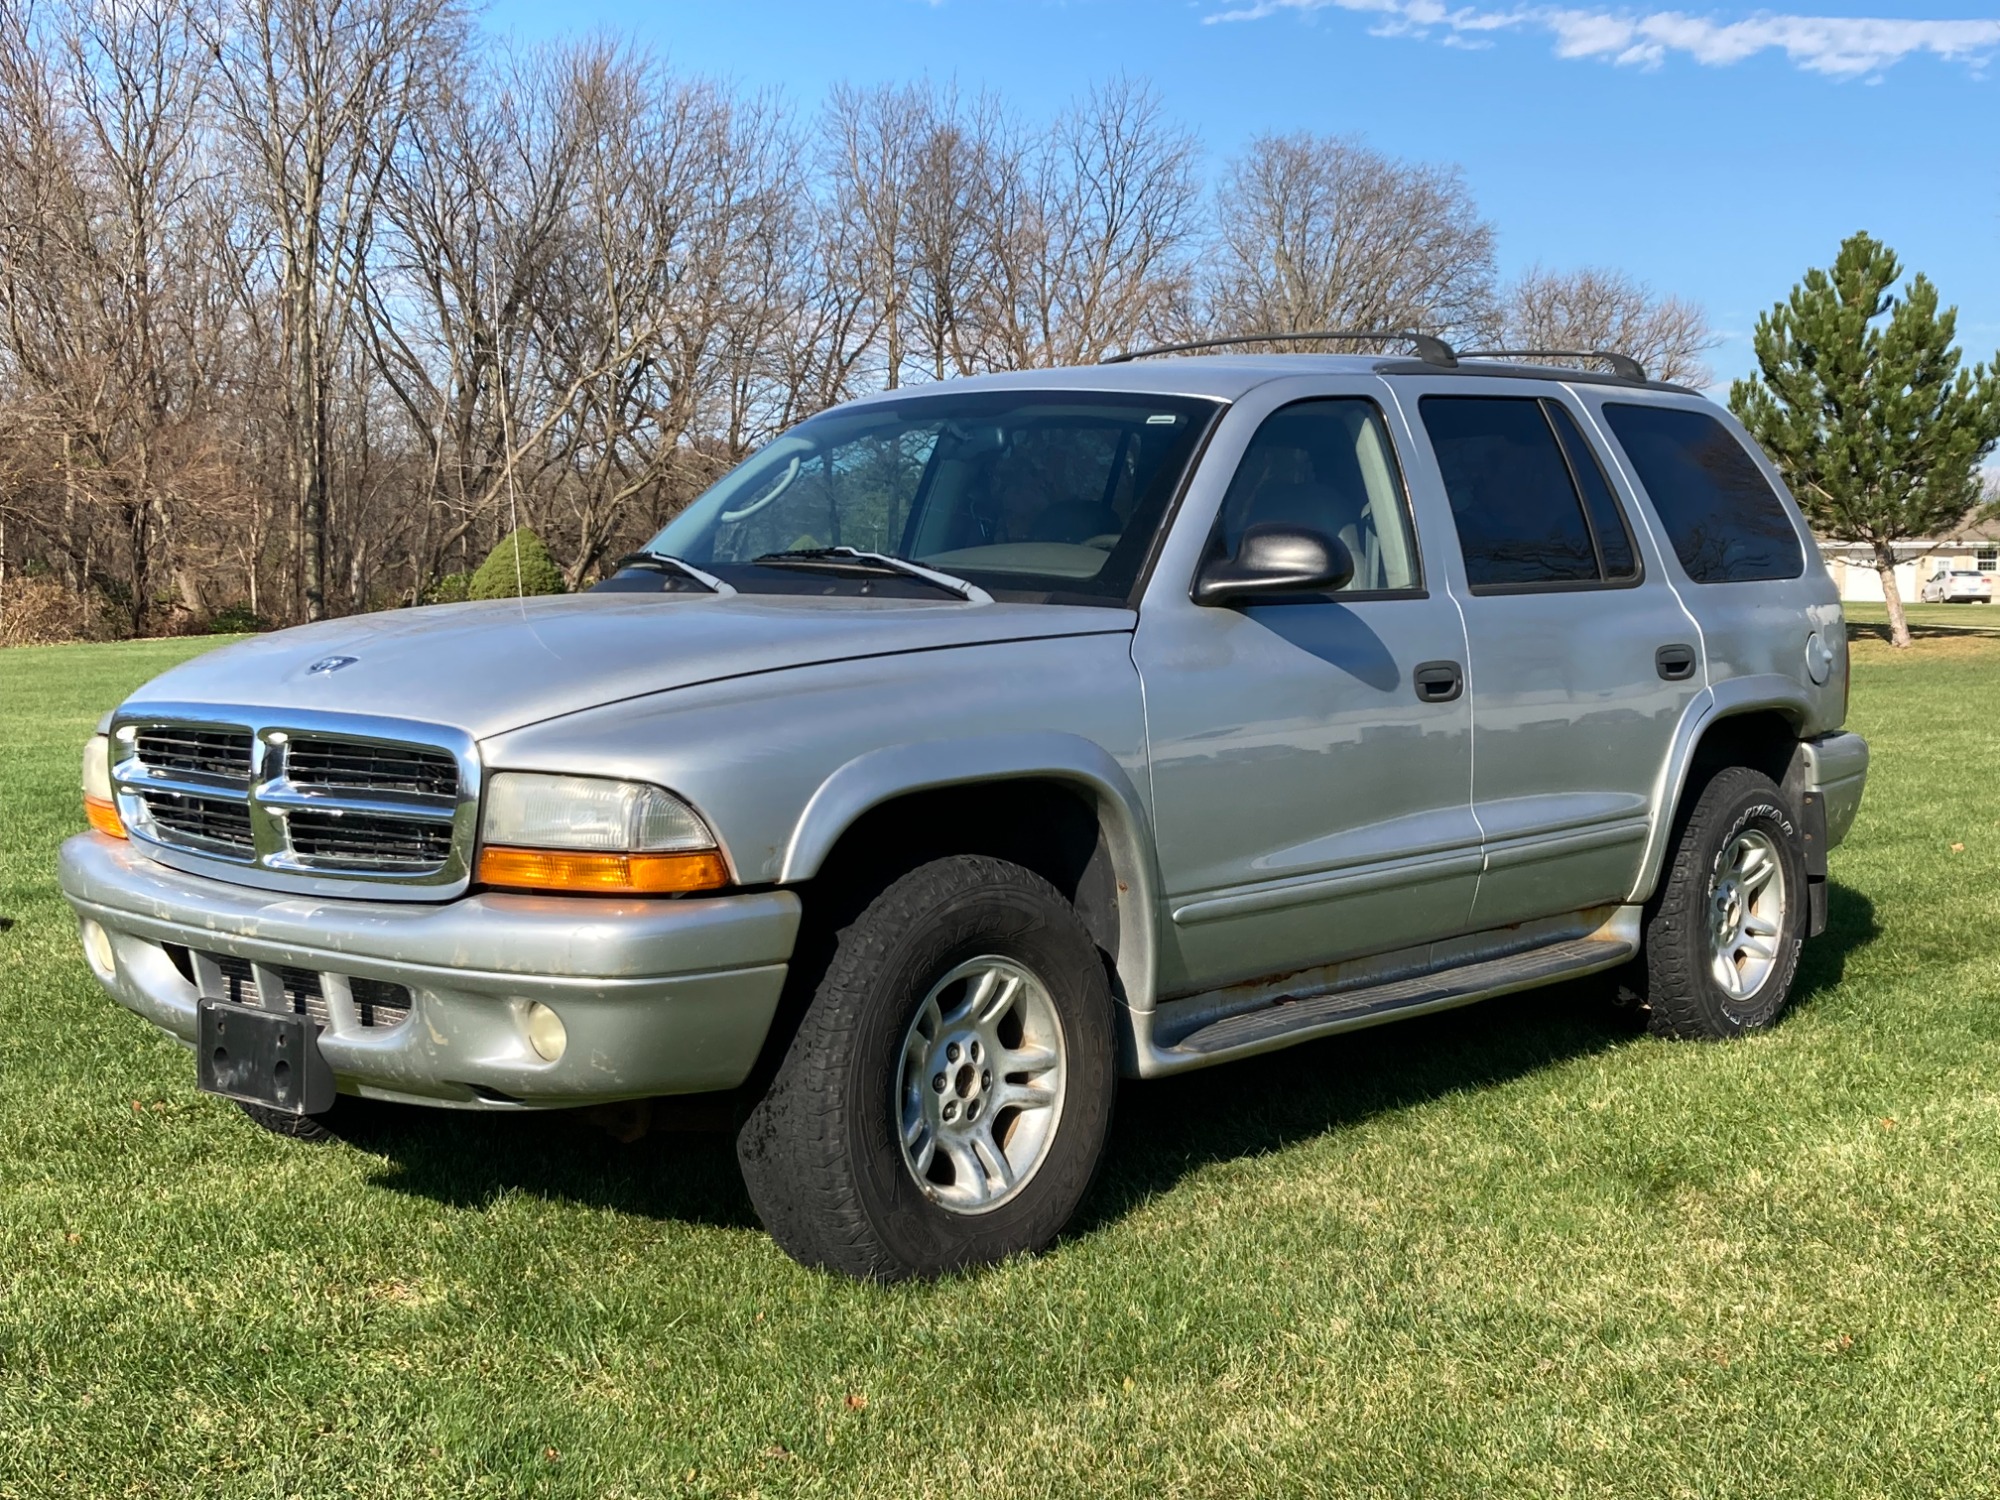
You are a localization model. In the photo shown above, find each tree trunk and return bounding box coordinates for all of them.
[1874,539,1912,649]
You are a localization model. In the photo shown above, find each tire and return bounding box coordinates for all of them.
[736,855,1117,1281]
[1641,766,1807,1040]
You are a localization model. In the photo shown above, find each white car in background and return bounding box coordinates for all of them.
[1919,568,1994,603]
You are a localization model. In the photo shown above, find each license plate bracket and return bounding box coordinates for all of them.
[196,1000,335,1115]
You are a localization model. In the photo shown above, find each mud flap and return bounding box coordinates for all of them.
[1799,790,1829,938]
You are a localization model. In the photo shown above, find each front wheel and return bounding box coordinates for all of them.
[1641,766,1806,1039]
[736,855,1117,1280]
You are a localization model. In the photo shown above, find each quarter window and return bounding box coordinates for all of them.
[1420,396,1623,589]
[1213,398,1421,593]
[1600,404,1804,584]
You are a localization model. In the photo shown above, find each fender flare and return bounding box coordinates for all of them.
[780,732,1162,1011]
[1629,674,1812,903]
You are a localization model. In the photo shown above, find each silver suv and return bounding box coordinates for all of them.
[61,334,1869,1280]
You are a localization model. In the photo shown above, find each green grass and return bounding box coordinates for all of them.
[4,606,2000,1498]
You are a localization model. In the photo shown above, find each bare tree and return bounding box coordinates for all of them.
[0,29,1735,640]
[0,0,238,634]
[206,0,466,619]
[978,77,1200,367]
[1499,265,1718,385]
[1206,132,1497,347]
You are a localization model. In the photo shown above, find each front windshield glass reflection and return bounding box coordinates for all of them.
[641,390,1219,604]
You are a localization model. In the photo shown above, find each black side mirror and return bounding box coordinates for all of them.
[1192,524,1354,607]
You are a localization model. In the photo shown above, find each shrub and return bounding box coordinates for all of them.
[420,570,473,605]
[467,529,566,600]
[205,602,271,635]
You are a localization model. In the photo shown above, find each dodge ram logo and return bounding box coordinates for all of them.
[307,655,358,675]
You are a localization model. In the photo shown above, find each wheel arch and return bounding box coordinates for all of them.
[780,733,1160,1012]
[1631,679,1810,903]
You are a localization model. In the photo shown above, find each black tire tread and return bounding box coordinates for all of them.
[737,854,1111,1280]
[1643,765,1804,1040]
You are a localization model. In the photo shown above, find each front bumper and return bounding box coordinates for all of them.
[58,833,800,1109]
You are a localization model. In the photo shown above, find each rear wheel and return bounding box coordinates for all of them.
[736,855,1116,1280]
[1641,766,1806,1039]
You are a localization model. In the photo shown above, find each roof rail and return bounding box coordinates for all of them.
[1102,330,1459,368]
[1456,348,1649,383]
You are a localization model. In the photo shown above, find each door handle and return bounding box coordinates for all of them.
[1413,660,1463,703]
[1655,643,1697,681]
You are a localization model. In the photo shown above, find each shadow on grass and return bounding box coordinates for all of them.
[1074,878,1880,1235]
[1848,615,2000,644]
[348,882,1880,1243]
[351,1095,761,1230]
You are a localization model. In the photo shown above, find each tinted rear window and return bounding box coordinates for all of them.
[1601,405,1803,584]
[1420,396,1597,588]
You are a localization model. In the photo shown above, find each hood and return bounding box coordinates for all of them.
[124,592,1135,740]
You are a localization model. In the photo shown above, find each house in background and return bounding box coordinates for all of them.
[1818,510,2000,603]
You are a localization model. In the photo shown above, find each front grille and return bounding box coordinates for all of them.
[142,791,255,853]
[134,727,253,781]
[352,977,413,1029]
[273,965,332,1027]
[286,810,454,868]
[116,716,468,884]
[284,738,459,797]
[183,948,411,1031]
[210,951,257,1006]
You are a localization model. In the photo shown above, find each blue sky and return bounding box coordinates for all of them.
[483,0,2000,396]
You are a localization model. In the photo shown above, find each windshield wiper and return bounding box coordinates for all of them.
[612,549,735,595]
[751,547,991,603]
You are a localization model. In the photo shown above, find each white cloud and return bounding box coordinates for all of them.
[1204,2,2000,79]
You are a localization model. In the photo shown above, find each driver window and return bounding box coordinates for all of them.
[1215,398,1421,593]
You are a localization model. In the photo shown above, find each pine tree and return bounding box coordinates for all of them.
[1730,233,2000,649]
[466,528,566,600]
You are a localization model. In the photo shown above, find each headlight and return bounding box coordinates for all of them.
[476,773,726,894]
[82,735,125,839]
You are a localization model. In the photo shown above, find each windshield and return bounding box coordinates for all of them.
[639,390,1220,604]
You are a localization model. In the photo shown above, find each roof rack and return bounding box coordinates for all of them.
[1456,348,1649,383]
[1102,329,1459,368]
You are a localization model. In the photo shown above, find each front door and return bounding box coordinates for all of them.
[1136,390,1480,996]
[1406,384,1704,928]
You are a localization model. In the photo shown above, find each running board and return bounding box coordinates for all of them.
[1127,907,1640,1077]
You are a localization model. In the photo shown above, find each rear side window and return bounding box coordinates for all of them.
[1601,405,1804,583]
[1545,403,1637,579]
[1420,396,1632,590]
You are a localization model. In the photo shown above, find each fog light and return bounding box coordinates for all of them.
[526,1002,567,1062]
[81,919,116,977]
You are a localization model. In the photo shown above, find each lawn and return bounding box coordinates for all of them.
[3,605,1999,1498]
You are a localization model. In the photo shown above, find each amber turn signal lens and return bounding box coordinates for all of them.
[476,845,727,895]
[84,794,127,840]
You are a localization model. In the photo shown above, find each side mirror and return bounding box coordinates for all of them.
[1192,524,1354,607]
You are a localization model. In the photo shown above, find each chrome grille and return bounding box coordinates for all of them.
[112,710,474,890]
[286,809,454,868]
[283,738,459,798]
[141,790,255,854]
[133,727,253,781]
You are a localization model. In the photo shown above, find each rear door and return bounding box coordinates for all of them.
[1398,381,1705,928]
